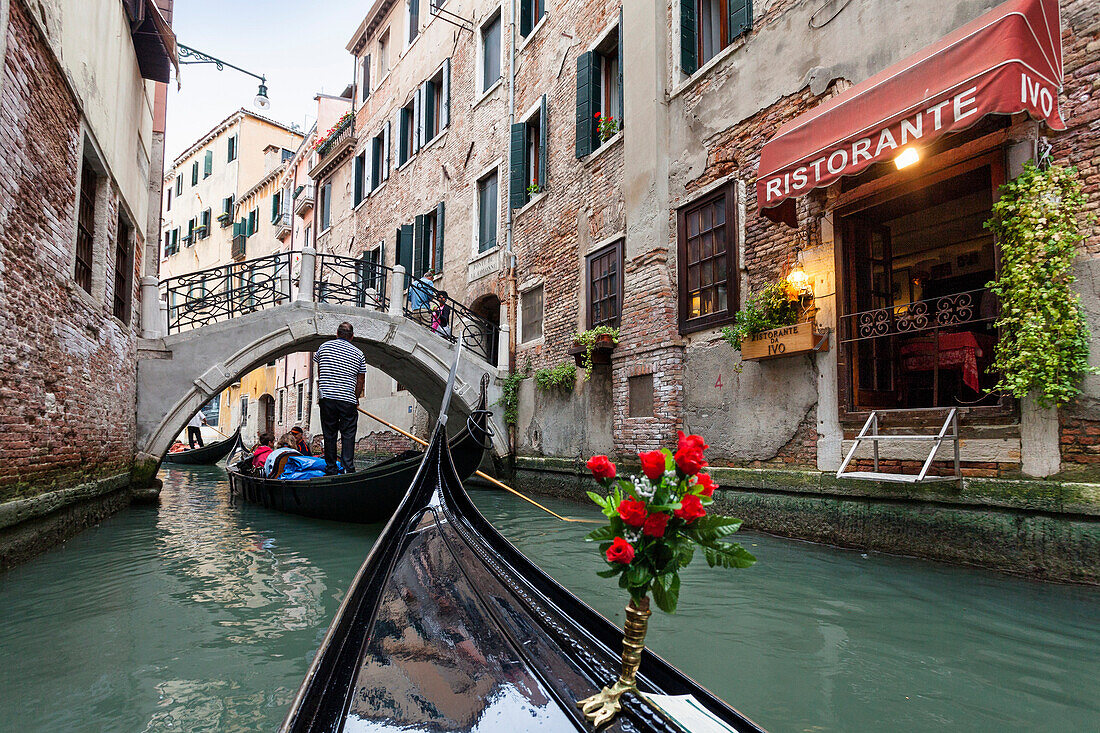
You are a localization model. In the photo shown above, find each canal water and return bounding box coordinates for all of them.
[0,466,1097,732]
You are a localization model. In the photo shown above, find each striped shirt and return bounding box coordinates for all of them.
[315,338,366,404]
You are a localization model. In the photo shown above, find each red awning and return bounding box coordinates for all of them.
[757,0,1064,217]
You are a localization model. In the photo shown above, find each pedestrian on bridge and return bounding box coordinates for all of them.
[315,322,366,475]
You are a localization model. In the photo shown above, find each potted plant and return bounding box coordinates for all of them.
[578,433,755,727]
[721,281,824,363]
[570,326,619,379]
[595,112,620,143]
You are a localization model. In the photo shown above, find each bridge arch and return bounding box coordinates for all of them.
[137,301,507,463]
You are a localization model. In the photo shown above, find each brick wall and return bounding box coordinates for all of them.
[0,0,140,502]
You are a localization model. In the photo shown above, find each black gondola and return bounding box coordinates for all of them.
[162,427,241,465]
[281,411,766,729]
[225,394,492,524]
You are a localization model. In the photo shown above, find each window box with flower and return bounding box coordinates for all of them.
[722,279,828,363]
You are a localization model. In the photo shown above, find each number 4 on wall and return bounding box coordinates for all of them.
[715,374,722,389]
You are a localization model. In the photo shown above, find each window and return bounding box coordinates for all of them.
[166,188,172,212]
[354,152,367,205]
[296,383,304,421]
[164,227,179,257]
[247,208,258,236]
[378,29,390,76]
[477,171,498,252]
[521,285,543,342]
[480,11,502,92]
[510,96,547,208]
[75,163,97,293]
[576,18,623,158]
[113,217,132,323]
[221,195,234,222]
[304,224,312,246]
[365,244,384,291]
[416,203,444,277]
[370,124,391,190]
[241,396,249,423]
[587,239,623,328]
[422,60,450,143]
[200,208,212,238]
[407,0,419,45]
[398,97,416,165]
[278,389,284,425]
[319,182,332,230]
[186,217,196,246]
[677,183,737,333]
[681,0,752,74]
[203,149,213,178]
[227,134,238,162]
[361,54,371,101]
[174,176,182,196]
[519,0,545,37]
[191,160,199,185]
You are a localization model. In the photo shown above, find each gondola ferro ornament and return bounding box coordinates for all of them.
[579,433,757,728]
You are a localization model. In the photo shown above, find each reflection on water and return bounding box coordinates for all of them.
[0,467,1096,732]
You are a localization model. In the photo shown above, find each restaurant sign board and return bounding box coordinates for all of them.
[741,321,829,362]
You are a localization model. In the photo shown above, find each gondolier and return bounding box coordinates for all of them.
[315,322,366,475]
[186,411,207,448]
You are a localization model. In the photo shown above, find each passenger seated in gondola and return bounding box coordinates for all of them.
[290,426,312,455]
[251,432,275,471]
[263,431,338,480]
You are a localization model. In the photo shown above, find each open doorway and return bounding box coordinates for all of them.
[258,394,275,437]
[838,156,1004,413]
[470,294,501,367]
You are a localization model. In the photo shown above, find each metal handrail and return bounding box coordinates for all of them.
[839,287,995,344]
[399,269,498,365]
[316,254,388,310]
[160,252,292,334]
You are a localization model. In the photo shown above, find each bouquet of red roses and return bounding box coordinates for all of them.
[585,431,755,613]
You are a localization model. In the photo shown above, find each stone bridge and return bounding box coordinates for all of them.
[135,249,509,465]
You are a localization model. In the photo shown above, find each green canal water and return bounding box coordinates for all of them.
[0,465,1097,732]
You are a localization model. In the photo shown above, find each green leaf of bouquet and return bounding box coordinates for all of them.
[651,573,680,613]
[586,491,608,509]
[687,515,744,542]
[586,525,618,542]
[661,448,674,471]
[624,563,653,589]
[597,566,624,578]
[703,541,757,569]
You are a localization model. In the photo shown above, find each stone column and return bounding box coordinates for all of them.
[497,299,510,374]
[297,247,316,303]
[140,276,162,338]
[389,265,406,317]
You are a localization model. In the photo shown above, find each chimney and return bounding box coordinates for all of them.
[263,144,282,174]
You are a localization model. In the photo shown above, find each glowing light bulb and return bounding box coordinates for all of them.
[895,147,920,169]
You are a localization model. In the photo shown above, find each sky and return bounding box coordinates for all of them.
[165,0,375,164]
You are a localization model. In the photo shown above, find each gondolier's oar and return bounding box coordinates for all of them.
[356,406,599,524]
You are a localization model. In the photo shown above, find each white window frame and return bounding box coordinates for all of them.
[475,5,504,97]
[518,281,545,345]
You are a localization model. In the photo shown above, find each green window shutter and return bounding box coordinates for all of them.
[271,193,278,221]
[223,196,233,216]
[575,52,599,158]
[680,0,697,74]
[538,94,548,190]
[233,219,243,238]
[729,0,752,39]
[509,122,526,209]
[424,80,435,140]
[383,120,392,179]
[441,58,450,129]
[204,150,213,177]
[618,7,625,128]
[413,87,423,152]
[399,108,410,164]
[191,161,198,185]
[354,154,364,204]
[397,224,414,274]
[434,201,445,273]
[520,0,532,36]
[413,214,427,278]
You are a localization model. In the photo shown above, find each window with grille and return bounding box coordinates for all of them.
[587,239,623,328]
[75,164,97,293]
[677,183,738,333]
[113,217,132,323]
[521,285,543,342]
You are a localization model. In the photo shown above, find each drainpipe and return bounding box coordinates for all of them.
[502,0,519,456]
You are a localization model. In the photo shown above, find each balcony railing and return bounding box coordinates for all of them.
[315,116,353,162]
[293,184,315,215]
[316,254,388,310]
[274,209,292,239]
[839,288,995,344]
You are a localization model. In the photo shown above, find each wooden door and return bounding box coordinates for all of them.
[845,218,898,409]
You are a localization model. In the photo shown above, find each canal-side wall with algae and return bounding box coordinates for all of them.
[510,457,1100,584]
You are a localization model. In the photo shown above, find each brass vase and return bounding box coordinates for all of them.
[578,596,651,728]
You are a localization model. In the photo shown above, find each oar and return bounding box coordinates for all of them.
[355,406,599,524]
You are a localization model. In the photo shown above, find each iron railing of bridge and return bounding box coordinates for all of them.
[161,252,292,334]
[160,251,500,365]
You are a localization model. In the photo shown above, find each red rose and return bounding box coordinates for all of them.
[674,493,706,523]
[642,512,669,537]
[605,536,635,564]
[586,455,616,481]
[594,111,601,119]
[678,430,709,453]
[675,445,707,475]
[694,473,717,498]
[617,497,647,528]
[639,450,666,481]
